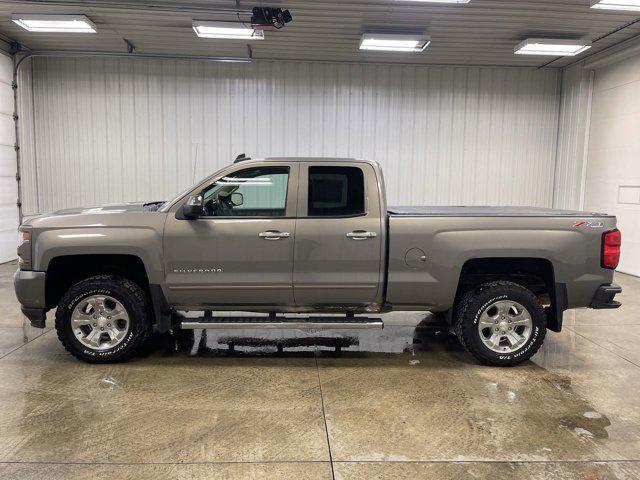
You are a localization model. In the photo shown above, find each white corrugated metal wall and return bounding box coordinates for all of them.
[17,57,561,215]
[0,54,18,263]
[553,62,593,211]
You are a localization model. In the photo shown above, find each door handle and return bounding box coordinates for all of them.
[259,230,291,240]
[346,231,377,241]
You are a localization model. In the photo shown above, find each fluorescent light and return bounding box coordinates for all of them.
[12,14,96,33]
[514,38,591,56]
[360,33,431,53]
[193,21,263,40]
[591,0,640,11]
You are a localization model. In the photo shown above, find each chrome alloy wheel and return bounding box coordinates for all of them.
[71,295,130,351]
[477,300,533,354]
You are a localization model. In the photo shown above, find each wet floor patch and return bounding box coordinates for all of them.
[560,413,611,440]
[315,355,622,462]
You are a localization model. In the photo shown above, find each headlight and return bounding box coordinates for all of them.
[17,226,32,270]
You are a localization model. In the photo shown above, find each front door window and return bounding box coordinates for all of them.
[202,166,290,217]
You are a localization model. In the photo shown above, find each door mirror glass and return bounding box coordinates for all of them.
[231,192,244,207]
[182,194,204,219]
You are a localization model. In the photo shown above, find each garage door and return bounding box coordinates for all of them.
[0,54,18,264]
[584,52,640,277]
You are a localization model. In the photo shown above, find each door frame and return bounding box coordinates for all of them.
[292,161,386,308]
[163,161,300,309]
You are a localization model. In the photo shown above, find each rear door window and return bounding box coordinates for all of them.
[307,166,365,217]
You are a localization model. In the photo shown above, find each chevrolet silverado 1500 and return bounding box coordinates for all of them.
[14,157,622,365]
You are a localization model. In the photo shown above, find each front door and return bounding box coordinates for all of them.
[163,162,298,308]
[293,162,383,307]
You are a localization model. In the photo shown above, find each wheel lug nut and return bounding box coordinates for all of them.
[107,316,111,319]
[93,315,97,319]
[93,323,97,327]
[107,323,111,327]
[100,327,104,331]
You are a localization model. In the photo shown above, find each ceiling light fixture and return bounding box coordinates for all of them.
[192,20,264,40]
[591,0,640,11]
[404,0,470,3]
[360,33,431,53]
[12,14,96,33]
[514,38,591,56]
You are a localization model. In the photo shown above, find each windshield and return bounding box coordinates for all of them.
[158,184,199,212]
[157,167,223,213]
[157,160,270,213]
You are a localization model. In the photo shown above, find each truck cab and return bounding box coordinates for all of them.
[162,158,387,312]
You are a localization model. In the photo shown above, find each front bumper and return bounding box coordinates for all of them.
[14,270,47,328]
[590,283,622,309]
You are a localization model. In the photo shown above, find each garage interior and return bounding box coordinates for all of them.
[1,0,640,479]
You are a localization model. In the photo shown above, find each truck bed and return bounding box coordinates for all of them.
[385,208,616,310]
[387,206,612,218]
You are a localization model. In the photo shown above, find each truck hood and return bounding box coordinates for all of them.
[22,201,166,227]
[51,201,165,215]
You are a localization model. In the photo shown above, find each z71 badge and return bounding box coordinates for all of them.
[574,220,604,228]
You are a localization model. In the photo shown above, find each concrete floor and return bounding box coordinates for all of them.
[1,260,640,479]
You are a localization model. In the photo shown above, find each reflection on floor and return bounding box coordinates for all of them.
[1,260,640,480]
[174,317,454,357]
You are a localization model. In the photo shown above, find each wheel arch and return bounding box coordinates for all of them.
[454,257,566,332]
[45,254,171,333]
[45,254,150,307]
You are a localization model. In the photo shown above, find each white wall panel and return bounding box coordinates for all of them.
[584,52,640,277]
[0,53,18,263]
[553,62,593,210]
[18,57,561,215]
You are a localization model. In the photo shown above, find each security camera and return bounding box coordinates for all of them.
[251,7,293,30]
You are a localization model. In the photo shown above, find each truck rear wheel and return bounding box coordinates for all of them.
[453,281,546,367]
[55,275,152,363]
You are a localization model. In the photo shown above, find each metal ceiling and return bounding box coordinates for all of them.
[1,0,640,67]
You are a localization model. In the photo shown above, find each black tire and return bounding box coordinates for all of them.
[55,275,152,363]
[453,281,547,367]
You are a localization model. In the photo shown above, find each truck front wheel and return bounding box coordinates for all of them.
[55,275,152,363]
[453,281,547,367]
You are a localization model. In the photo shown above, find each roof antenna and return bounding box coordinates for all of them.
[192,143,199,183]
[234,153,251,163]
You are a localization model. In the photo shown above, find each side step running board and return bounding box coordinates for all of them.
[180,316,384,330]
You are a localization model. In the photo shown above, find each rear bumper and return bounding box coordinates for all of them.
[590,283,622,309]
[14,270,48,328]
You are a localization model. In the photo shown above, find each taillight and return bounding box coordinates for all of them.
[602,229,621,269]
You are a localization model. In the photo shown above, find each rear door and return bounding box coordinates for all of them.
[293,162,383,306]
